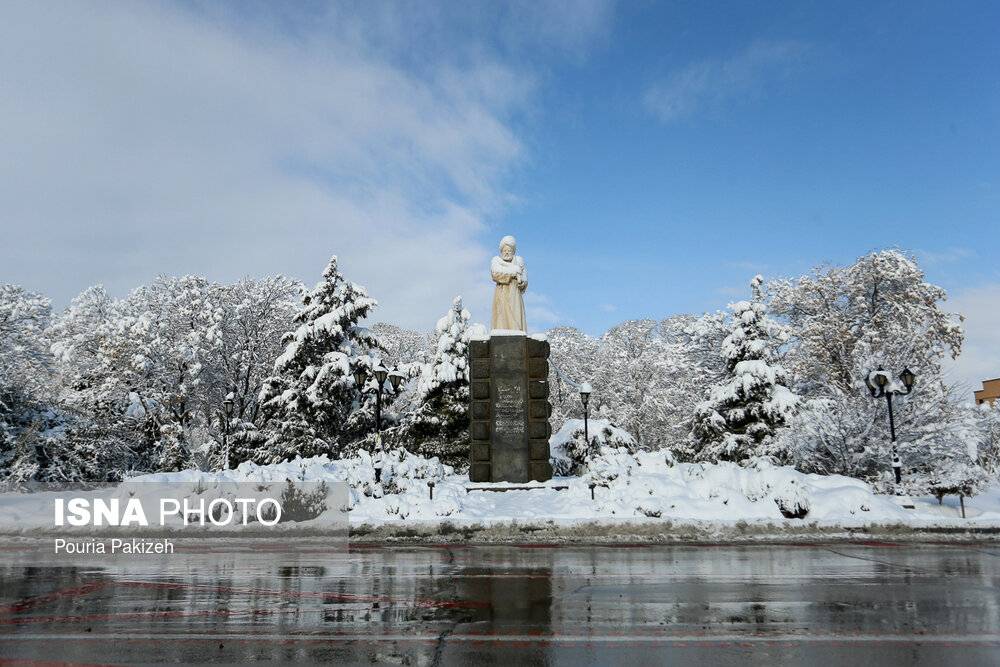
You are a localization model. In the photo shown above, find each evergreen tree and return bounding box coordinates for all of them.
[253,256,379,463]
[156,422,193,472]
[403,296,480,465]
[691,276,798,464]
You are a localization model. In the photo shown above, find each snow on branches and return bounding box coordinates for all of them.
[255,256,380,463]
[691,276,798,464]
[400,296,485,465]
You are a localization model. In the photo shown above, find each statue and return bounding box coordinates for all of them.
[490,235,527,332]
[471,235,552,483]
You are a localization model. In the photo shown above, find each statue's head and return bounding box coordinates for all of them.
[499,235,516,261]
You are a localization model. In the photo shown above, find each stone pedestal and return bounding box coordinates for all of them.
[468,334,552,483]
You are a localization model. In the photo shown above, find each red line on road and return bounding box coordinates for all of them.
[0,659,115,667]
[0,582,108,616]
[0,608,274,626]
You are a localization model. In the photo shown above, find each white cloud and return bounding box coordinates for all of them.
[0,2,609,330]
[915,247,976,265]
[945,284,1000,397]
[523,292,561,331]
[643,40,809,123]
[714,285,748,298]
[728,260,769,272]
[599,303,618,313]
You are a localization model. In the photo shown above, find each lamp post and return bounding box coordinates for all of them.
[354,363,405,435]
[579,382,592,446]
[865,367,916,485]
[222,395,234,470]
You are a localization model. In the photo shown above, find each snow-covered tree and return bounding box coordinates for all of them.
[769,251,962,397]
[0,284,52,406]
[252,256,379,464]
[980,402,1000,476]
[769,250,966,484]
[0,285,55,479]
[545,314,727,456]
[370,322,431,367]
[547,326,601,423]
[42,277,301,476]
[211,277,300,425]
[95,276,224,469]
[402,296,482,465]
[650,313,728,457]
[47,285,115,390]
[549,418,637,476]
[594,319,665,448]
[691,276,798,464]
[45,285,132,446]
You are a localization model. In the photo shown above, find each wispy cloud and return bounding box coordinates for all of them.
[524,292,562,331]
[727,260,769,272]
[714,285,748,298]
[643,40,810,123]
[915,247,976,266]
[0,1,610,330]
[944,283,1000,395]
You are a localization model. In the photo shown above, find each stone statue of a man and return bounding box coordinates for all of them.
[491,235,527,332]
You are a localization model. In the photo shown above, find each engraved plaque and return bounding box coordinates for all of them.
[494,383,525,439]
[468,334,552,483]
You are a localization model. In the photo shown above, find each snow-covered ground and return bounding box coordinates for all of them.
[4,447,995,537]
[227,450,1000,527]
[0,440,1000,532]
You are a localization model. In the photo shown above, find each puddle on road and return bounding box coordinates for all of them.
[0,541,998,664]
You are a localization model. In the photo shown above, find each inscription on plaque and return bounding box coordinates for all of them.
[494,383,525,437]
[468,334,552,483]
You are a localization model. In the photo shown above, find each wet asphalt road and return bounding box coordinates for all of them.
[0,539,998,665]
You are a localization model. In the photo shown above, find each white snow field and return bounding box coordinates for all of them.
[5,447,995,536]
[217,450,1000,527]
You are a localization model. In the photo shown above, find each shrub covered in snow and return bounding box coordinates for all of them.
[590,454,886,522]
[550,418,637,475]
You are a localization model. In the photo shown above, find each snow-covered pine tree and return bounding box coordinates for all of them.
[156,422,192,472]
[252,256,379,464]
[403,296,480,465]
[691,276,798,464]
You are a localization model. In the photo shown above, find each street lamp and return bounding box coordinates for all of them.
[388,366,404,393]
[354,362,399,435]
[222,395,234,470]
[579,382,592,447]
[865,367,917,485]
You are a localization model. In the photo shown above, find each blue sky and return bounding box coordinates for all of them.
[1,1,998,387]
[504,1,1000,332]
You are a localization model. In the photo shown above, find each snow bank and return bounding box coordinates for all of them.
[11,449,989,530]
[5,444,999,533]
[550,418,639,476]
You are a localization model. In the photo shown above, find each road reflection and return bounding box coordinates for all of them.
[0,541,998,664]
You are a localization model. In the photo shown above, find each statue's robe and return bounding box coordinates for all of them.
[491,255,527,332]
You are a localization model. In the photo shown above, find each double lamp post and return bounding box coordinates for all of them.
[865,367,916,485]
[353,363,404,435]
